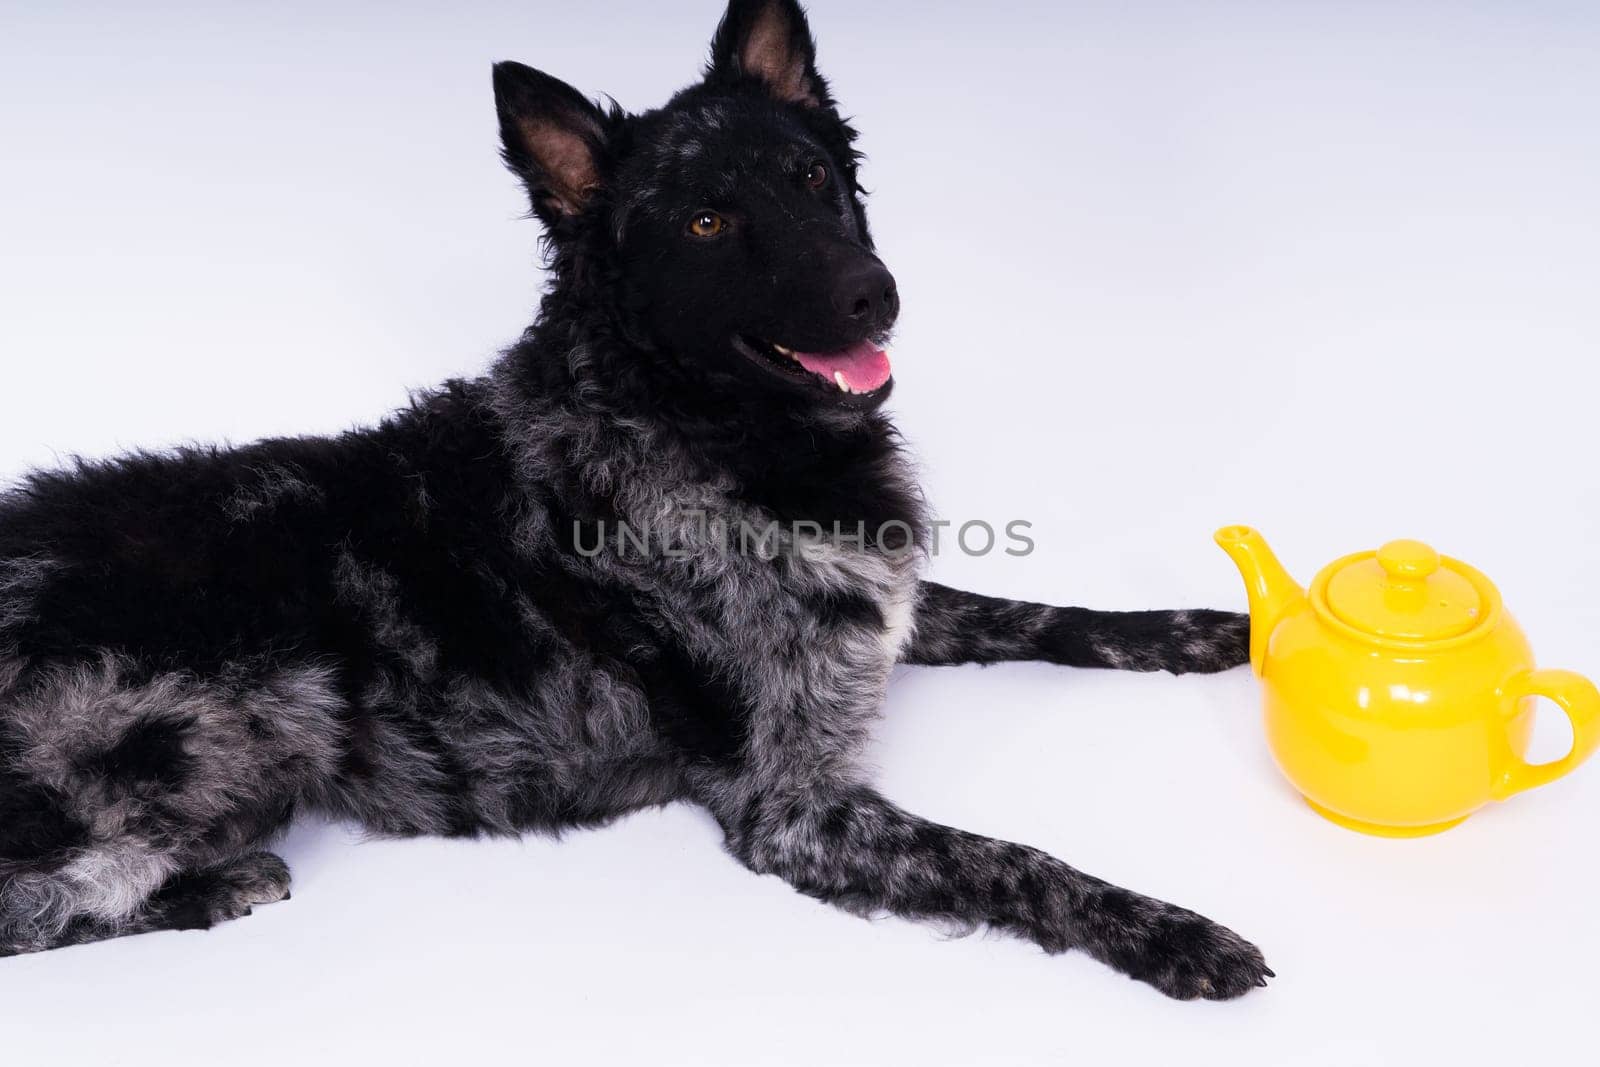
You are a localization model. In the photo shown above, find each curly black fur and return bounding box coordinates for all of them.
[0,0,1267,999]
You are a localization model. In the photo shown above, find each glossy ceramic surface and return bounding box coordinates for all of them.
[1216,526,1600,836]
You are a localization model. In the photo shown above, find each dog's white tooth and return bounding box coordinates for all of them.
[774,343,792,356]
[834,370,848,392]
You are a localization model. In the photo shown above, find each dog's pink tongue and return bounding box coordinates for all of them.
[792,340,892,392]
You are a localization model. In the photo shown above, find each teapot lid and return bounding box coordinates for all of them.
[1323,539,1485,641]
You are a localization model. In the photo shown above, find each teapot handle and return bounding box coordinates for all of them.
[1493,669,1600,800]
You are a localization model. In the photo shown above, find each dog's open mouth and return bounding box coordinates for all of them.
[733,335,893,397]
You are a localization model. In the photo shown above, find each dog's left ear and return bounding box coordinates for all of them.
[706,0,830,108]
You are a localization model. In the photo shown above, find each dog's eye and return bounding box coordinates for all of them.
[687,210,726,238]
[804,162,829,189]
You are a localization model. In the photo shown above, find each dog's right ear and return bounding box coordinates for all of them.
[493,61,609,223]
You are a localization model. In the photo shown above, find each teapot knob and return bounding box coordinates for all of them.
[1377,539,1440,581]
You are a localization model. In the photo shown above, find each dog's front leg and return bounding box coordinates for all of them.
[700,773,1271,1000]
[902,581,1249,674]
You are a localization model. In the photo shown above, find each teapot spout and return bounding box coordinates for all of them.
[1214,525,1305,675]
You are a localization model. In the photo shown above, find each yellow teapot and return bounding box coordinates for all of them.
[1216,525,1600,837]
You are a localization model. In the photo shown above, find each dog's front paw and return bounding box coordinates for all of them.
[1165,609,1250,675]
[1086,610,1251,674]
[1108,903,1273,1000]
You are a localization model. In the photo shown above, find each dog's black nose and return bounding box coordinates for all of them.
[832,260,899,328]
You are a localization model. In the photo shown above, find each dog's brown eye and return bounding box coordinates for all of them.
[804,162,828,189]
[687,210,726,238]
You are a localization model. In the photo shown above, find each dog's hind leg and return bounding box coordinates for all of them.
[901,581,1250,674]
[0,831,178,955]
[0,656,341,955]
[142,851,292,933]
[0,848,291,957]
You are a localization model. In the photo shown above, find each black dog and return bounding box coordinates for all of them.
[0,0,1269,999]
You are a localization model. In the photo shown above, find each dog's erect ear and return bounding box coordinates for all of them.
[493,61,608,219]
[706,0,828,108]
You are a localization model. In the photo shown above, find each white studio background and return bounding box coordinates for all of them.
[2,1,1598,1064]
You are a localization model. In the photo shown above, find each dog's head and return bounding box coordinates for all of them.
[495,0,897,410]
